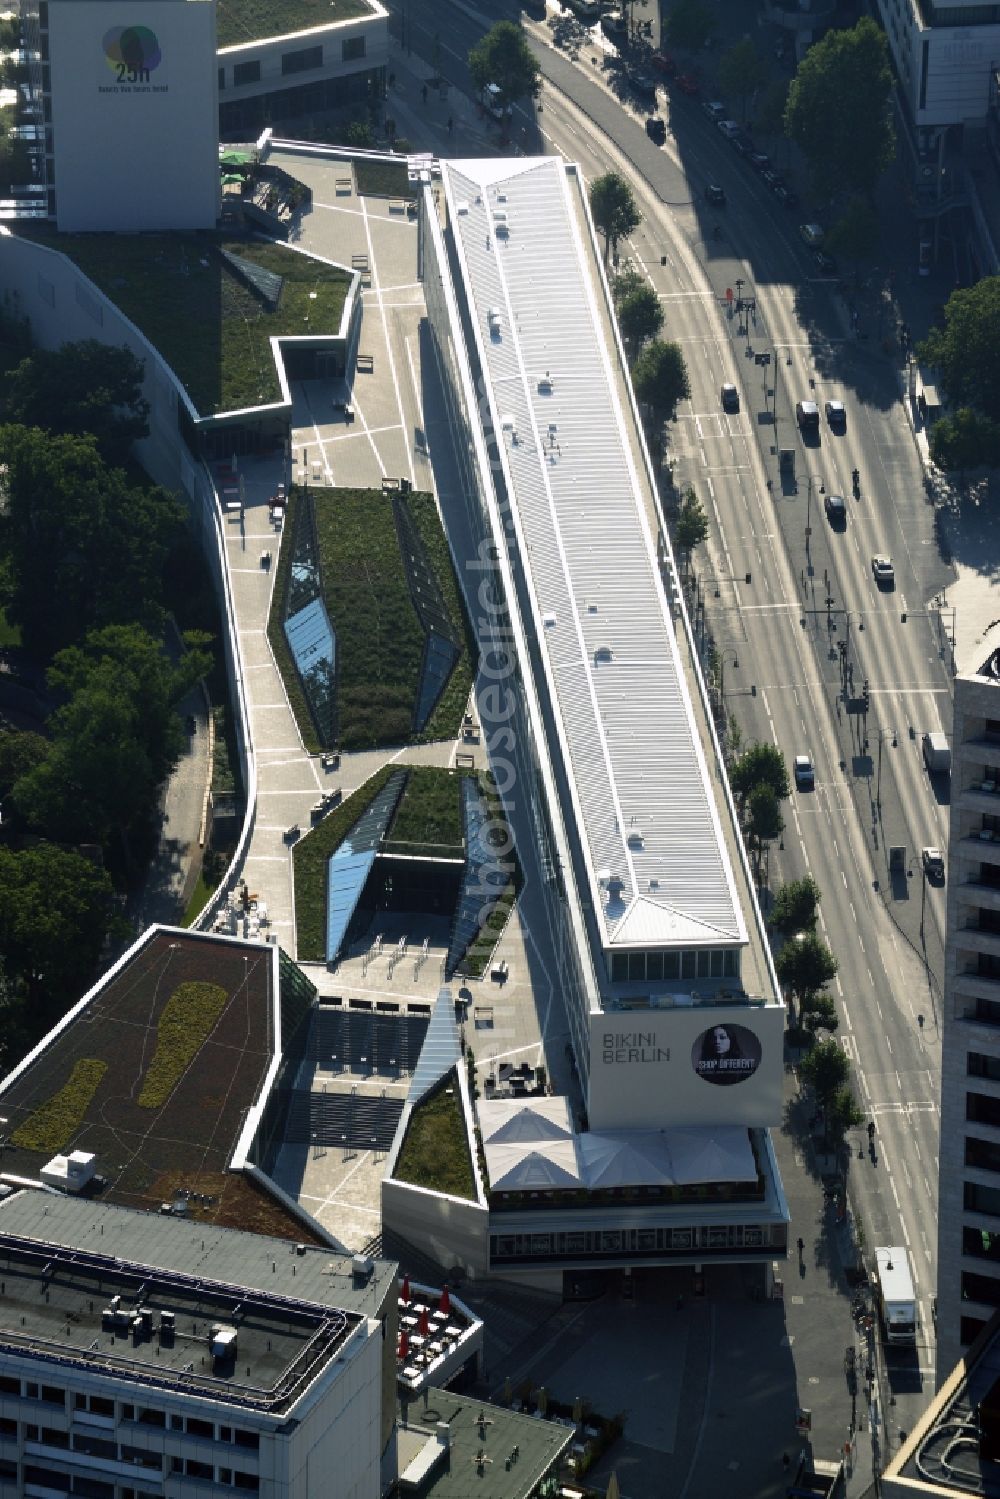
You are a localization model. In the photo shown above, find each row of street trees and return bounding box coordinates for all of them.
[0,340,211,1065]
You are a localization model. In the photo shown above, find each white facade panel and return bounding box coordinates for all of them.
[47,0,219,231]
[587,1004,784,1131]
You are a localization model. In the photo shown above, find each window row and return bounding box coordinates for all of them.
[490,1222,772,1262]
[0,1387,258,1450]
[608,947,739,985]
[222,35,366,90]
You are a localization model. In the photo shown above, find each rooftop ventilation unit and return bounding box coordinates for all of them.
[543,612,557,628]
[627,831,645,849]
[488,307,502,334]
[493,210,509,237]
[211,1325,238,1360]
[537,374,553,394]
[352,1254,374,1285]
[595,644,613,663]
[597,868,611,886]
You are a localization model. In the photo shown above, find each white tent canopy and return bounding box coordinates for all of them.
[480,1098,757,1191]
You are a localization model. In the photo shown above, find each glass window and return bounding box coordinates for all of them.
[187,1417,213,1439]
[710,950,723,977]
[25,1468,69,1492]
[186,1460,213,1480]
[968,1092,1000,1128]
[0,1378,17,1397]
[627,950,645,981]
[40,1428,68,1449]
[89,1397,112,1417]
[646,950,664,981]
[234,1473,260,1491]
[967,1135,1000,1173]
[233,60,260,86]
[342,35,365,61]
[611,953,628,982]
[663,951,679,979]
[0,1418,14,1440]
[962,1271,1000,1307]
[723,949,737,977]
[969,1052,1000,1082]
[697,950,711,978]
[234,1430,259,1451]
[965,1180,1000,1216]
[218,66,225,90]
[681,951,696,979]
[282,44,322,74]
[962,1315,988,1346]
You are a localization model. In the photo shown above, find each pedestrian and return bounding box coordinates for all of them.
[421,82,428,105]
[782,1453,790,1472]
[797,1237,805,1256]
[447,115,454,134]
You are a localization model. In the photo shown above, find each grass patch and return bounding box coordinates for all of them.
[217,0,367,46]
[314,488,423,749]
[19,231,350,417]
[182,871,220,928]
[410,492,477,745]
[137,982,228,1108]
[266,486,322,753]
[394,1070,476,1200]
[461,879,517,979]
[11,1058,107,1154]
[386,766,465,856]
[354,158,416,201]
[293,765,398,960]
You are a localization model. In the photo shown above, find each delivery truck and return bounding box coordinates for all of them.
[874,1246,917,1346]
[922,731,951,775]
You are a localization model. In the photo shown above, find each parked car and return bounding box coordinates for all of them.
[813,248,838,274]
[922,846,945,881]
[761,168,783,190]
[871,555,895,587]
[774,184,799,208]
[731,133,754,157]
[651,49,676,75]
[795,400,819,432]
[674,73,700,95]
[748,150,771,173]
[645,115,666,144]
[702,99,726,120]
[721,383,739,412]
[705,182,726,206]
[717,118,741,139]
[601,9,627,36]
[628,67,657,98]
[799,222,825,247]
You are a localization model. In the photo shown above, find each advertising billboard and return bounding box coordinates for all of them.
[587,1004,784,1131]
[48,0,219,231]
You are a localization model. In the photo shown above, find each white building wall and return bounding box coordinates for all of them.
[47,0,220,231]
[875,0,1000,130]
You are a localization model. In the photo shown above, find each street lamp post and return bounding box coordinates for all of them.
[806,474,824,555]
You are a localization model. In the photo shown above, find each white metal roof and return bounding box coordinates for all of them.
[442,155,744,950]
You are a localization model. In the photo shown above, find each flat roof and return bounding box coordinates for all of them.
[442,156,745,955]
[395,1389,573,1499]
[0,1194,371,1414]
[0,928,318,1243]
[216,0,371,48]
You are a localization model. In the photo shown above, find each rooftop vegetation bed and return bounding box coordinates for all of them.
[11,1058,107,1154]
[385,766,465,856]
[409,492,477,745]
[394,1071,476,1201]
[353,159,417,201]
[265,486,322,753]
[138,982,229,1108]
[293,765,396,961]
[21,231,350,416]
[217,0,367,47]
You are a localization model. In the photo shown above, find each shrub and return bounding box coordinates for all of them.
[137,982,228,1108]
[293,766,398,960]
[394,1070,476,1200]
[12,1058,107,1154]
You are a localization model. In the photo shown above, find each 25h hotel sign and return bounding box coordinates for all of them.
[100,25,167,92]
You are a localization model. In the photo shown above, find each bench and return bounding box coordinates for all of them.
[356,353,374,374]
[381,476,411,495]
[283,824,300,843]
[335,177,352,195]
[491,961,509,984]
[321,752,340,772]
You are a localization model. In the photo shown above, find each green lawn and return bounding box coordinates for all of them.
[137,982,228,1108]
[354,159,416,201]
[0,604,21,648]
[21,232,350,416]
[11,1058,107,1154]
[394,1071,476,1200]
[409,492,477,745]
[385,766,465,856]
[293,765,398,960]
[217,0,367,46]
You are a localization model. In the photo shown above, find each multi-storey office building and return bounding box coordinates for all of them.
[873,0,1000,141]
[937,645,1000,1380]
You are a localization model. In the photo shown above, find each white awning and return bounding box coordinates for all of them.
[478,1097,574,1144]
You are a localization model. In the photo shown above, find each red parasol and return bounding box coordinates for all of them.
[400,1276,410,1303]
[398,1329,409,1361]
[418,1305,430,1337]
[439,1284,451,1315]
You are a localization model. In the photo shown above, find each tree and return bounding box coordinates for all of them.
[919,278,1000,425]
[747,783,783,871]
[663,0,714,51]
[769,874,821,934]
[827,1085,865,1141]
[0,728,49,799]
[0,844,116,1017]
[632,340,690,458]
[674,486,708,574]
[929,408,1000,475]
[729,741,790,814]
[775,931,838,1017]
[468,21,540,119]
[800,990,839,1037]
[826,196,880,268]
[616,282,663,356]
[784,19,895,202]
[799,1037,850,1113]
[0,425,185,659]
[718,39,767,122]
[5,342,150,465]
[14,624,210,864]
[589,172,641,266]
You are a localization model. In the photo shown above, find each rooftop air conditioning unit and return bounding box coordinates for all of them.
[595,644,613,663]
[493,211,509,237]
[211,1325,238,1359]
[627,831,644,849]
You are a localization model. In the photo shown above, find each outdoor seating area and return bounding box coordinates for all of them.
[485,1062,546,1099]
[395,1276,483,1394]
[212,880,271,940]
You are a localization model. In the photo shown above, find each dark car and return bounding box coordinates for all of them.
[650,49,676,75]
[675,72,700,95]
[774,184,800,208]
[705,182,726,206]
[731,133,754,157]
[628,68,657,99]
[721,383,740,413]
[748,150,771,173]
[645,115,666,144]
[761,168,783,190]
[813,248,838,273]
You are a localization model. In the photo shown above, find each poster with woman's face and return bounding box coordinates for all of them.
[691,1023,762,1086]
